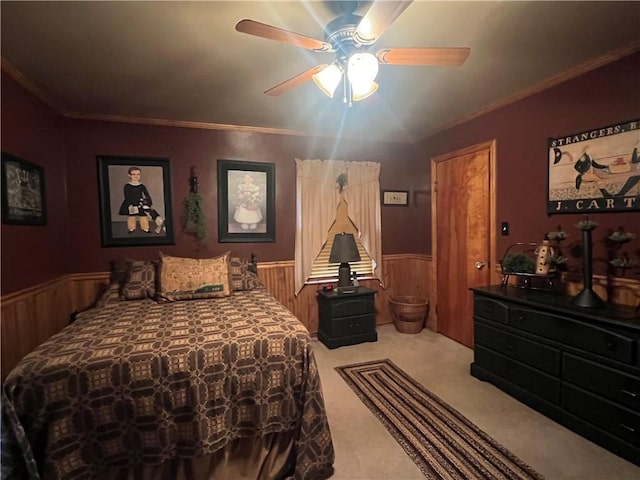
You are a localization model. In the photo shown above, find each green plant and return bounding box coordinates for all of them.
[182,191,207,246]
[608,229,635,243]
[336,173,348,193]
[501,252,535,274]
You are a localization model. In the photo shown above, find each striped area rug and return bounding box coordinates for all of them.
[335,359,544,480]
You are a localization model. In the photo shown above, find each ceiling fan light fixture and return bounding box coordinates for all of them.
[352,81,378,102]
[312,63,342,97]
[347,52,379,90]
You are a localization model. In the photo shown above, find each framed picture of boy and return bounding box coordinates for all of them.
[97,155,175,247]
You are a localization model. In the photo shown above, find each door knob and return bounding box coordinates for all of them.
[475,261,486,270]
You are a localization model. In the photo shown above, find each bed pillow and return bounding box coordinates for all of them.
[122,259,157,300]
[228,256,262,291]
[158,251,231,301]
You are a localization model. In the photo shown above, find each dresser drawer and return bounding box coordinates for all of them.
[563,354,640,411]
[322,314,375,338]
[474,345,560,404]
[475,322,561,375]
[510,307,635,364]
[474,297,509,324]
[563,383,640,447]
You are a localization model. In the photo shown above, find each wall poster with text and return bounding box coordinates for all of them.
[547,119,639,214]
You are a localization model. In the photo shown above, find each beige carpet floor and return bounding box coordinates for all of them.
[312,323,640,480]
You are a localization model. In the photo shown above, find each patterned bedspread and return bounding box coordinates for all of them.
[1,288,334,480]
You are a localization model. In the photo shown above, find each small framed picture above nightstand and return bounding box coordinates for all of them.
[382,190,409,206]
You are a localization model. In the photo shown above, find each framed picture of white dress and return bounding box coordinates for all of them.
[217,159,275,243]
[97,155,175,247]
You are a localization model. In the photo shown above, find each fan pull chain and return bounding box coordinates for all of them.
[342,74,348,104]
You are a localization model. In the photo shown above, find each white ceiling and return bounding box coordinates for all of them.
[2,1,639,143]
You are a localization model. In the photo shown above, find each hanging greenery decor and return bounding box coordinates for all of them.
[336,173,348,193]
[182,191,207,246]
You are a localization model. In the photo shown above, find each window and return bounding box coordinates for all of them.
[294,159,382,295]
[308,200,374,281]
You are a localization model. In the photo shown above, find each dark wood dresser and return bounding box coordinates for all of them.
[317,287,377,349]
[470,285,640,466]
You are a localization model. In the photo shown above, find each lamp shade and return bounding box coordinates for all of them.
[352,81,378,102]
[329,233,361,264]
[312,63,342,98]
[330,232,361,289]
[347,53,378,87]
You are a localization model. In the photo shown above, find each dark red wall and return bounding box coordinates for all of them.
[3,52,638,294]
[1,72,69,293]
[63,120,420,275]
[1,72,420,293]
[417,52,640,275]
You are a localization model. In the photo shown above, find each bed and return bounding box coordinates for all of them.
[1,253,335,480]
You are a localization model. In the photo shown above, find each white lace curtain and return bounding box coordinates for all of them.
[294,159,382,295]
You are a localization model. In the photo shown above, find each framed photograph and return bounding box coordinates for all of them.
[97,155,175,247]
[217,159,275,243]
[382,190,409,206]
[1,152,46,225]
[547,119,640,214]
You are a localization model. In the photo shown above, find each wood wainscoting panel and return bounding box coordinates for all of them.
[257,254,432,334]
[1,277,73,380]
[1,254,431,381]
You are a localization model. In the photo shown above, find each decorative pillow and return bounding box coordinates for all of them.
[228,256,262,291]
[122,259,157,300]
[158,251,231,301]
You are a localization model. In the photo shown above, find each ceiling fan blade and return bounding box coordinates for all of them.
[376,47,471,66]
[354,1,413,45]
[236,19,333,52]
[265,65,329,96]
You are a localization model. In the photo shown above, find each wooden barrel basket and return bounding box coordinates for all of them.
[389,296,429,334]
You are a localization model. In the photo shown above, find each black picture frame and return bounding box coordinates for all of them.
[97,155,175,247]
[382,190,409,206]
[547,119,640,214]
[217,159,275,243]
[1,152,47,225]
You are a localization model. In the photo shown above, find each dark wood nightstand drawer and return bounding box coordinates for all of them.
[475,321,561,375]
[563,354,640,411]
[323,314,375,338]
[510,307,635,364]
[474,297,509,324]
[474,345,560,404]
[326,297,375,317]
[563,383,640,447]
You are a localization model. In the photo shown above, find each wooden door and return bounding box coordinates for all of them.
[431,141,496,347]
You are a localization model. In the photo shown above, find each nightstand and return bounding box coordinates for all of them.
[317,286,377,349]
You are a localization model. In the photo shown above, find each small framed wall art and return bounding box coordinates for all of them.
[97,155,175,247]
[382,190,409,206]
[217,159,275,243]
[1,152,47,225]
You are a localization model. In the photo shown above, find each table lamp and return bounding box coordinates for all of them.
[329,232,361,292]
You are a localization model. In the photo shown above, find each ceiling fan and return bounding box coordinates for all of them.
[235,0,470,104]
